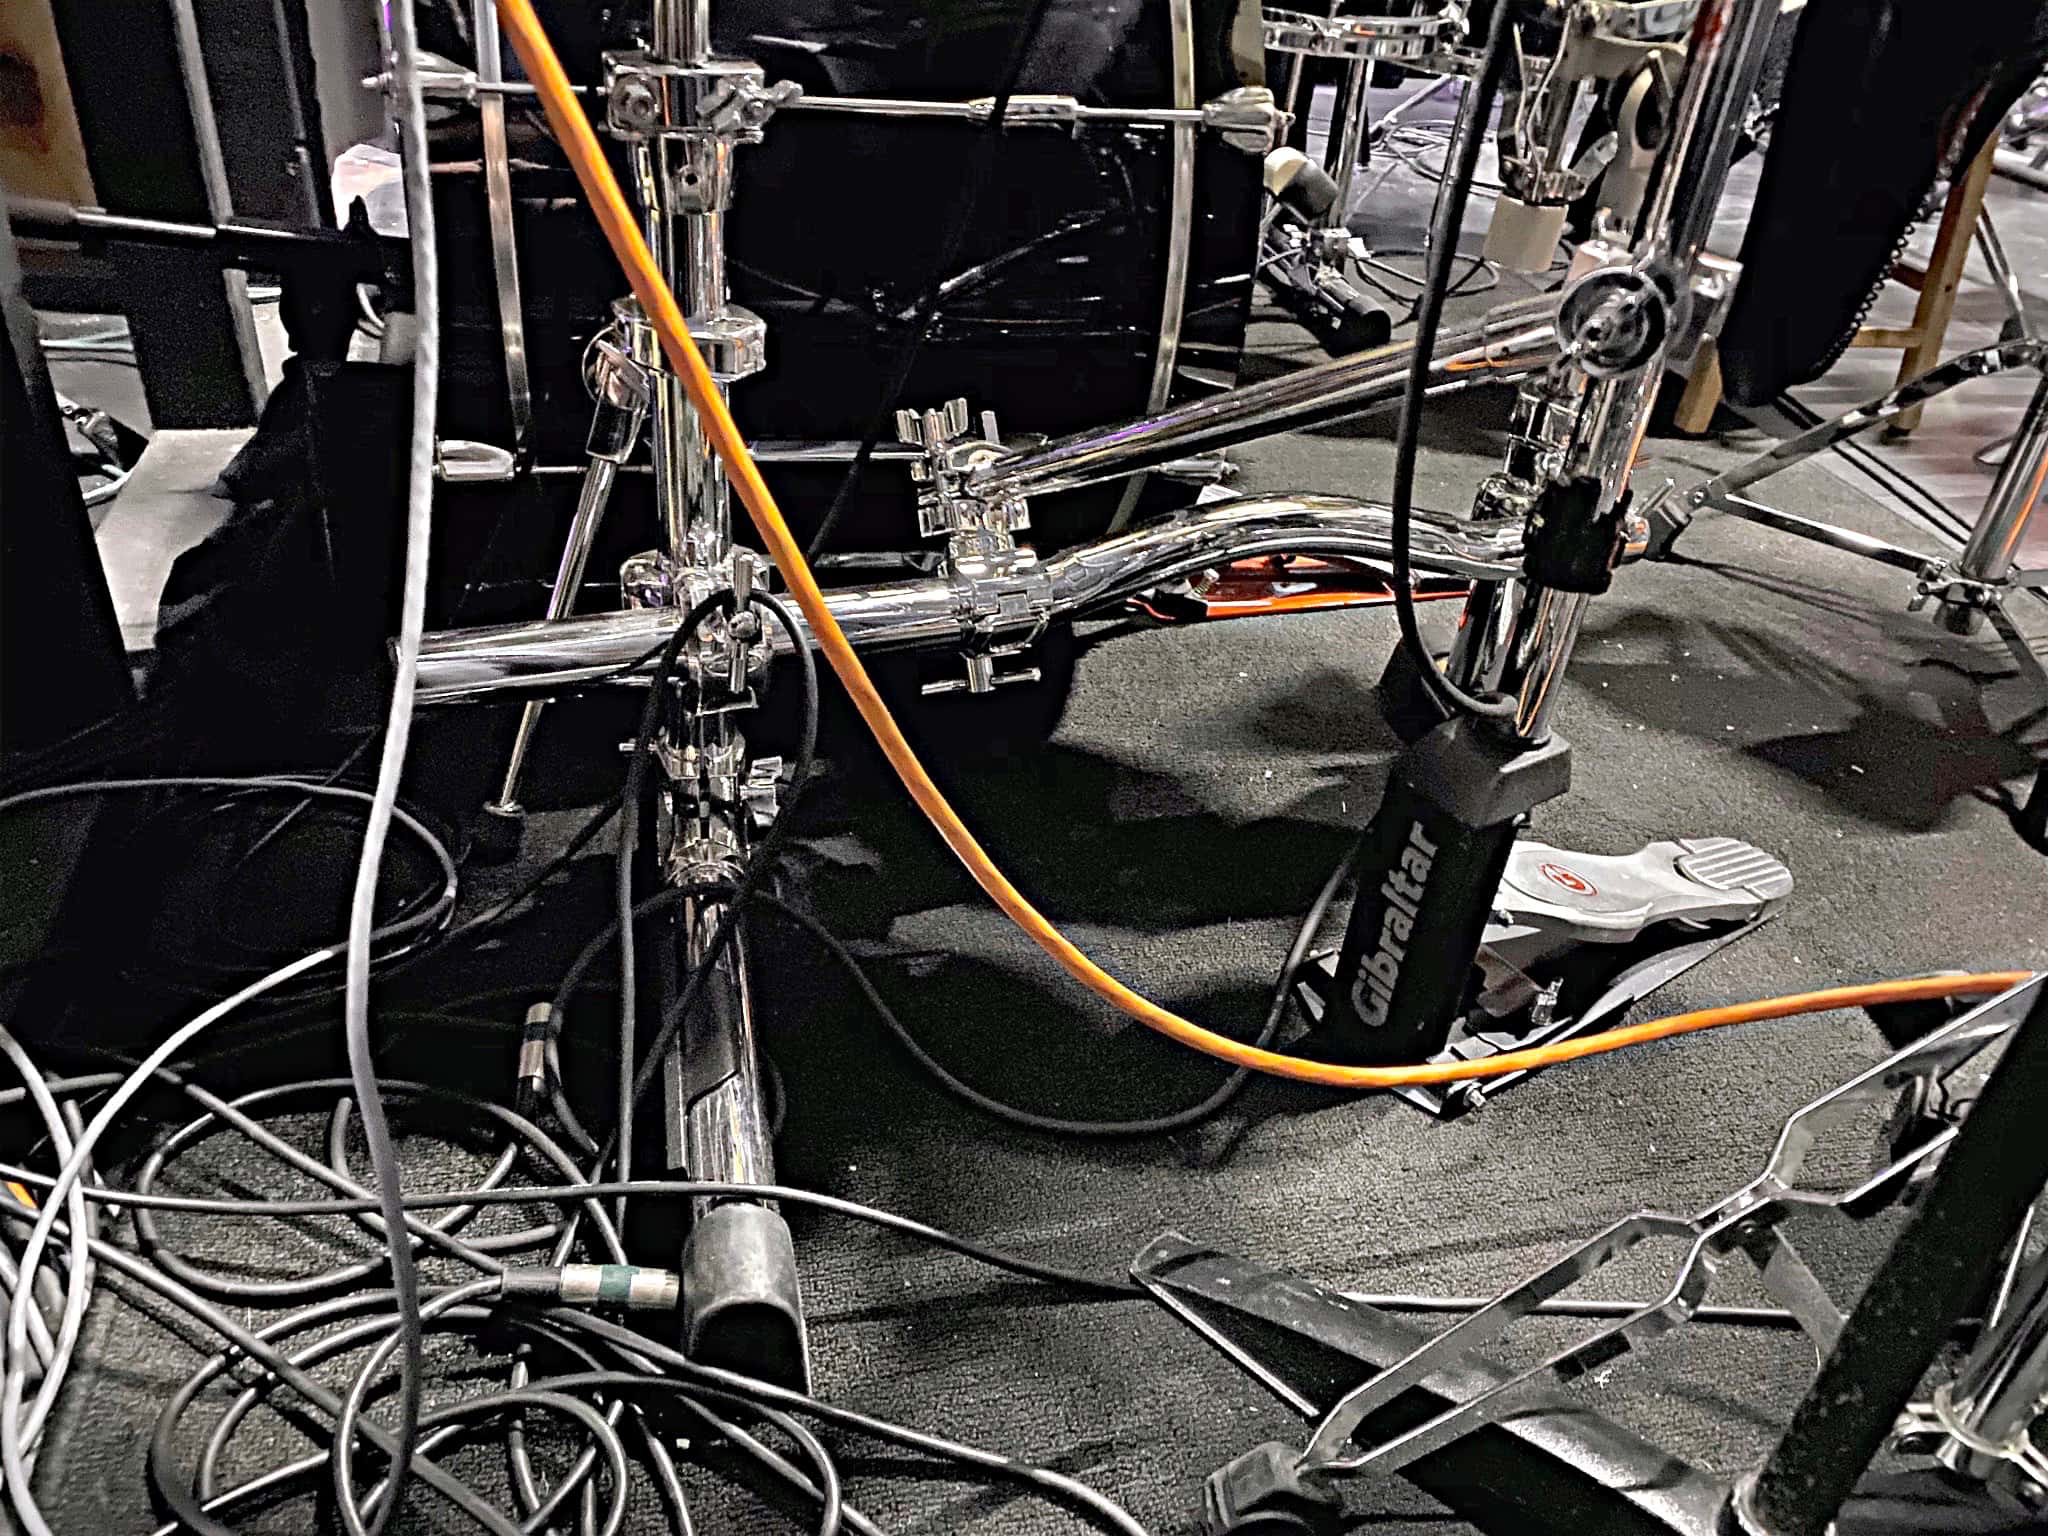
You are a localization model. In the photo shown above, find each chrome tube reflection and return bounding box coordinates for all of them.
[413,492,1525,703]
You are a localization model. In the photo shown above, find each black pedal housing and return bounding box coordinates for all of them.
[1325,719,1571,1063]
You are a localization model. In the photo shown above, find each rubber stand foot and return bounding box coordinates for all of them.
[1640,497,1692,561]
[1201,1443,1342,1536]
[682,1201,810,1392]
[470,802,525,865]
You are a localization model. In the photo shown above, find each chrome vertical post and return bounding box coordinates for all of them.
[1323,56,1371,230]
[1449,0,1783,746]
[1944,364,2048,633]
[1933,1239,2048,1488]
[604,0,803,1384]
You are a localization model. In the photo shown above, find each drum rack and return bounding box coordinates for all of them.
[396,0,2042,1401]
[417,0,1527,1383]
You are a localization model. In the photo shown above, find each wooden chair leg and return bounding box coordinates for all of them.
[1672,338,1723,434]
[1888,132,2000,436]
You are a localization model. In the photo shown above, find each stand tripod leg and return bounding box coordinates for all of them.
[474,332,648,859]
[1945,364,2048,635]
[477,460,622,832]
[1134,1233,1726,1536]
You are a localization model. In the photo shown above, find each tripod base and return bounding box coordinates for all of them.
[1133,1232,1730,1536]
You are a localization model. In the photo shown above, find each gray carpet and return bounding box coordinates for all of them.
[29,304,2048,1535]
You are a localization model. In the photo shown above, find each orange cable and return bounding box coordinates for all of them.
[493,0,2032,1088]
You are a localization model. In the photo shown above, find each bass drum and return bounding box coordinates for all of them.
[423,0,1270,620]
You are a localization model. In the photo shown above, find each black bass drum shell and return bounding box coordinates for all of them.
[422,0,1267,621]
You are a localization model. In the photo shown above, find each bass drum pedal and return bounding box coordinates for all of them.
[1298,835,1792,1115]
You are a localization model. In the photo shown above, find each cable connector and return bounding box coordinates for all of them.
[500,1263,681,1310]
[513,1002,551,1122]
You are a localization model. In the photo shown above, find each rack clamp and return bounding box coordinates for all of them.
[895,398,1053,695]
[604,53,796,147]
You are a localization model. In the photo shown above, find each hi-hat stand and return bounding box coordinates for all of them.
[1290,0,1782,1083]
[1644,338,2048,851]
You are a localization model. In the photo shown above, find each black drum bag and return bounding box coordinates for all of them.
[1716,0,2048,407]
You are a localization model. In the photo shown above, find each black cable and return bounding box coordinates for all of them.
[0,777,460,979]
[22,1170,1139,1299]
[514,1350,1153,1536]
[128,1081,533,1301]
[1388,0,1522,723]
[440,797,620,947]
[616,591,733,1219]
[596,593,819,1202]
[747,833,1361,1137]
[800,0,1060,561]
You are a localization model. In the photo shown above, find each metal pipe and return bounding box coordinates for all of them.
[1957,364,2048,589]
[1630,0,1776,277]
[1466,0,1783,747]
[664,908,776,1207]
[1712,495,1934,576]
[783,94,1206,126]
[651,0,712,66]
[1935,1240,2048,1483]
[1444,573,1520,694]
[489,457,622,807]
[1684,340,2046,513]
[1974,209,2029,338]
[411,492,1526,703]
[632,139,695,561]
[1994,146,2048,195]
[966,293,1560,503]
[1494,585,1589,740]
[1324,57,1372,228]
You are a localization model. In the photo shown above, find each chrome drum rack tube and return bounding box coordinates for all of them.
[413,493,1526,703]
[967,292,1559,504]
[414,289,1556,704]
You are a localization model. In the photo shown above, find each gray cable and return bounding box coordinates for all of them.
[0,944,334,1536]
[0,1025,93,1483]
[341,0,440,1524]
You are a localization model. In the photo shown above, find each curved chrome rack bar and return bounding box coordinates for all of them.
[967,292,1561,505]
[412,492,1525,703]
